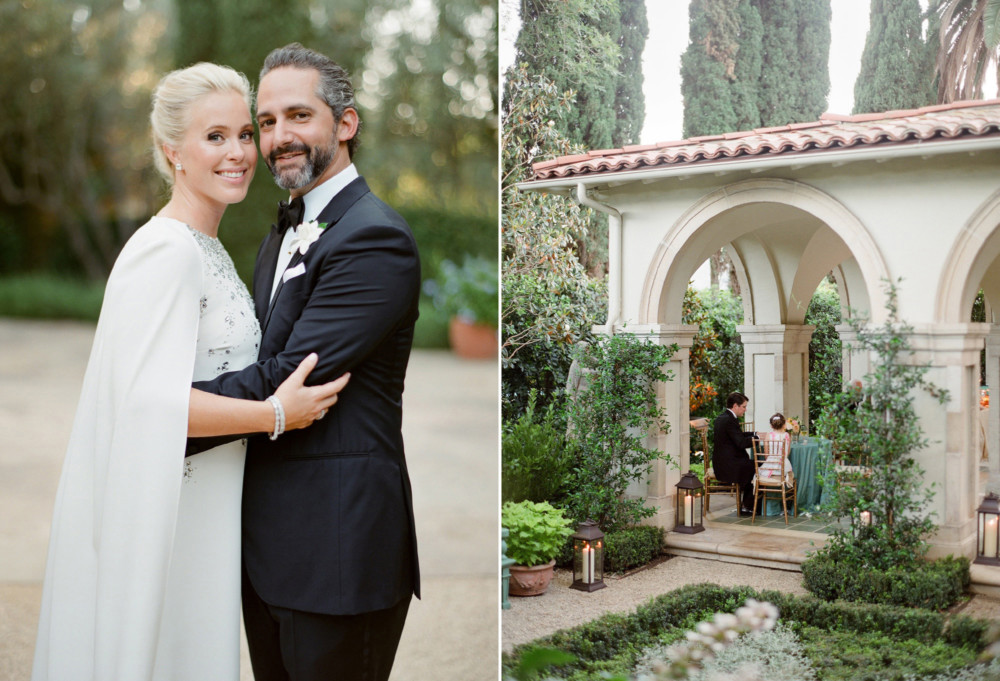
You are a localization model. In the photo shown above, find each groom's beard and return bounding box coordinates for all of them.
[266,141,335,190]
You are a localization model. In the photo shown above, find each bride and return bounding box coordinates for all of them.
[31,63,345,680]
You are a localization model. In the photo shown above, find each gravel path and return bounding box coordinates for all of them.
[502,555,1000,654]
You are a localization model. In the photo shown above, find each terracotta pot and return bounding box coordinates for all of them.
[508,559,556,597]
[448,317,497,360]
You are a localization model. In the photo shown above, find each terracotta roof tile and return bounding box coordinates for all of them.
[530,99,1000,181]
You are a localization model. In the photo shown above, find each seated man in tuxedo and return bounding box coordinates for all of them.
[712,392,759,515]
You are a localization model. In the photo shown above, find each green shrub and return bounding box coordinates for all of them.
[502,583,989,680]
[0,274,105,321]
[801,553,970,610]
[502,390,572,503]
[683,285,744,419]
[793,625,978,681]
[501,500,574,567]
[412,296,449,349]
[604,525,664,573]
[423,255,498,327]
[399,205,497,285]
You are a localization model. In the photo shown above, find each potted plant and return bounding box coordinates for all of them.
[501,500,573,596]
[423,256,497,359]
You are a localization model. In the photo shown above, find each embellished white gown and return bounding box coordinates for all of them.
[32,216,260,681]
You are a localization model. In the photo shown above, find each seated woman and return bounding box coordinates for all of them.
[757,412,797,486]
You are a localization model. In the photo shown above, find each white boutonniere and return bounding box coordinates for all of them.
[288,220,327,256]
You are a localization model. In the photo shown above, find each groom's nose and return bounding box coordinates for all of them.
[271,117,297,148]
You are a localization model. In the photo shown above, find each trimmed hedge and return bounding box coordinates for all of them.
[604,525,664,573]
[801,554,971,610]
[556,525,665,574]
[502,583,988,680]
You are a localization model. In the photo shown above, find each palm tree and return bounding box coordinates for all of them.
[933,0,1000,102]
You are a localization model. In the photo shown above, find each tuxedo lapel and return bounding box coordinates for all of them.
[259,177,372,335]
[254,227,284,323]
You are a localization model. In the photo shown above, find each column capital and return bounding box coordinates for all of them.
[736,324,816,353]
[838,323,988,366]
[594,323,699,349]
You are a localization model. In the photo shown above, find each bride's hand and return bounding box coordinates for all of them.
[275,353,350,431]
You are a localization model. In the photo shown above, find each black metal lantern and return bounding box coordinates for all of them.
[570,520,606,592]
[674,472,705,533]
[976,492,1000,565]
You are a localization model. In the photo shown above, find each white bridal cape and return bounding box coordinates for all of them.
[32,217,260,681]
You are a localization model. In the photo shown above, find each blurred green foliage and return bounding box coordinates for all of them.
[0,274,104,321]
[0,0,498,329]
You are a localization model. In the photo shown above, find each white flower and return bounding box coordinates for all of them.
[288,220,326,256]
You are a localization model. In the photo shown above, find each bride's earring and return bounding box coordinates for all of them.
[175,162,183,171]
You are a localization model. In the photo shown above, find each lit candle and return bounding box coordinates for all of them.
[581,544,592,583]
[986,518,998,558]
[589,544,596,582]
[684,494,693,526]
[859,511,871,526]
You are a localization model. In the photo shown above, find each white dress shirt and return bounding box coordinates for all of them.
[269,164,359,302]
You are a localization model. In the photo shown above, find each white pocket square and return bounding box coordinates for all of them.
[282,263,306,282]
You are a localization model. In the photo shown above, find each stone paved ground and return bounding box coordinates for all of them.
[0,319,499,681]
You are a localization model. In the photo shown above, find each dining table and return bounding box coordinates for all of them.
[763,435,833,516]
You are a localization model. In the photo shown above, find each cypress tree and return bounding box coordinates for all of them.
[681,0,741,138]
[794,0,832,121]
[853,0,936,114]
[563,2,621,150]
[683,0,830,137]
[613,0,649,146]
[731,0,764,131]
[755,0,829,126]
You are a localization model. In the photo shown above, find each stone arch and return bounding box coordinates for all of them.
[639,178,890,327]
[936,188,1000,324]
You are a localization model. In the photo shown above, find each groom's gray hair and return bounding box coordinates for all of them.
[260,43,361,157]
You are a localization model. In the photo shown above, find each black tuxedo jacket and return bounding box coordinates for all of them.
[192,176,420,616]
[711,409,755,483]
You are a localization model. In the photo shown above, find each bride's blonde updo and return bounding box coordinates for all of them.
[150,63,252,185]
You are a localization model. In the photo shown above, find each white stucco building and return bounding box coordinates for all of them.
[520,100,1000,562]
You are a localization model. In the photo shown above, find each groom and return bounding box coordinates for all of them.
[191,43,420,681]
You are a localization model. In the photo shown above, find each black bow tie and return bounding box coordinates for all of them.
[276,197,305,234]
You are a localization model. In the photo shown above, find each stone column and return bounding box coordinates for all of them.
[735,324,815,431]
[904,324,989,560]
[985,326,1000,488]
[836,324,871,387]
[596,324,697,530]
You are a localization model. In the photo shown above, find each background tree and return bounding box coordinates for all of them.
[681,0,830,138]
[680,0,741,138]
[853,0,937,113]
[511,0,644,276]
[682,285,745,426]
[0,0,497,300]
[933,0,1000,103]
[501,65,605,420]
[0,1,162,279]
[805,278,843,428]
[613,0,649,147]
[757,0,831,126]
